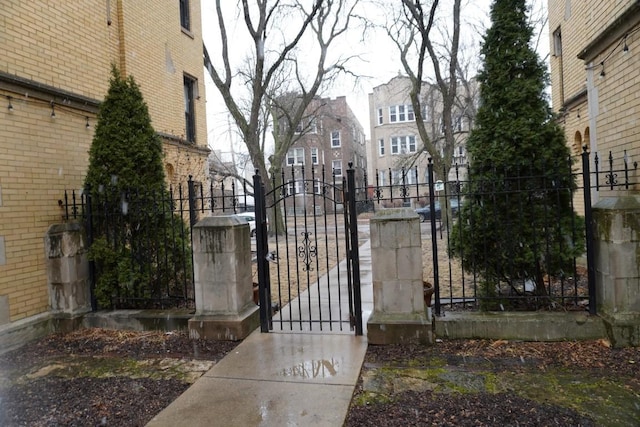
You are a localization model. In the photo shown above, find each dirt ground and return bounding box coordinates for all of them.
[1,328,639,426]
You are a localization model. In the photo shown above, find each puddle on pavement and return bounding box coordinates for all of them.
[279,358,339,379]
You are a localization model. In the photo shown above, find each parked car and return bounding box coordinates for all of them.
[415,199,460,222]
[235,212,256,236]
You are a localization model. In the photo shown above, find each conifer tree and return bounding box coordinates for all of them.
[85,66,189,308]
[449,0,583,303]
[85,66,165,193]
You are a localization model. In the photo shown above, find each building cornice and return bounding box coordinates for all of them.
[561,88,588,111]
[0,71,100,113]
[159,132,211,155]
[578,1,640,62]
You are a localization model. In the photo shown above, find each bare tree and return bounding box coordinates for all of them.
[204,0,360,233]
[379,0,462,181]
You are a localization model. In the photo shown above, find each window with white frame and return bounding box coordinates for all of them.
[398,105,406,121]
[377,108,383,125]
[378,170,387,186]
[378,138,385,156]
[287,180,305,195]
[389,105,397,122]
[311,147,319,165]
[332,160,342,176]
[286,147,305,165]
[408,135,416,152]
[406,167,418,184]
[391,169,402,184]
[331,131,341,147]
[389,104,414,123]
[390,136,417,155]
[309,117,318,134]
[407,104,415,121]
[314,179,322,194]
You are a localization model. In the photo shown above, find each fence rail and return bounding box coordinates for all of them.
[355,148,637,315]
[60,148,636,314]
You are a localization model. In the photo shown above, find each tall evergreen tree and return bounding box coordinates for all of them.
[449,0,583,303]
[85,66,189,308]
[85,66,165,193]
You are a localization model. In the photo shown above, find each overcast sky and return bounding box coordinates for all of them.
[200,0,548,154]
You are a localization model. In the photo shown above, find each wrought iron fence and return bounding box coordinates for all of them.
[355,147,638,315]
[61,176,254,310]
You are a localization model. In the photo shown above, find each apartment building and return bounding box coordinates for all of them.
[548,0,640,199]
[0,0,209,330]
[281,96,367,214]
[368,75,470,208]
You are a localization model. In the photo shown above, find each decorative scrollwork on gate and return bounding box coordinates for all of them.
[298,231,317,272]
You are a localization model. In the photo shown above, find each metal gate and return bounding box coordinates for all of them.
[253,166,363,335]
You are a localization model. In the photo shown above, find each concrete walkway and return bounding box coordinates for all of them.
[147,240,373,427]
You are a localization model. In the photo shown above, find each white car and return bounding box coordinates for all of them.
[235,212,257,237]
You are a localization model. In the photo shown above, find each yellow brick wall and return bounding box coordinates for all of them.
[0,97,93,321]
[0,0,116,99]
[548,0,640,201]
[0,0,209,324]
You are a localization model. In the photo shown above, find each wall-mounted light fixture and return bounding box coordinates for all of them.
[50,101,56,118]
[7,96,13,111]
[599,61,606,78]
[85,116,90,128]
[623,34,629,54]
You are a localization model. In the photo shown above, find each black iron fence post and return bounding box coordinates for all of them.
[84,186,97,312]
[187,175,198,228]
[253,172,271,332]
[581,147,597,315]
[347,164,363,336]
[427,159,441,316]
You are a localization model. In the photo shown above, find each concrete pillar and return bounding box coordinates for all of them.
[45,222,90,316]
[367,208,431,344]
[593,196,640,347]
[188,216,259,340]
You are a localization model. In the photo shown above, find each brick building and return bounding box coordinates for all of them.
[281,96,367,214]
[548,0,640,202]
[0,1,209,330]
[368,75,470,208]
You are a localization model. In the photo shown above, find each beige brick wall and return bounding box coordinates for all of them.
[0,0,209,323]
[0,98,93,321]
[548,0,640,201]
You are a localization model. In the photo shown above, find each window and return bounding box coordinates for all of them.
[378,170,386,186]
[287,180,305,195]
[183,75,196,142]
[378,139,385,156]
[286,147,304,165]
[408,135,416,152]
[377,108,383,125]
[295,122,303,133]
[389,105,397,122]
[390,136,417,155]
[311,147,319,165]
[309,118,318,134]
[553,27,562,57]
[389,104,413,123]
[406,167,418,184]
[332,160,342,176]
[407,104,415,121]
[180,0,190,31]
[314,179,322,194]
[331,131,341,147]
[391,137,399,154]
[398,105,406,121]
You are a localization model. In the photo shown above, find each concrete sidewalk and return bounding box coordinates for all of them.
[147,240,373,427]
